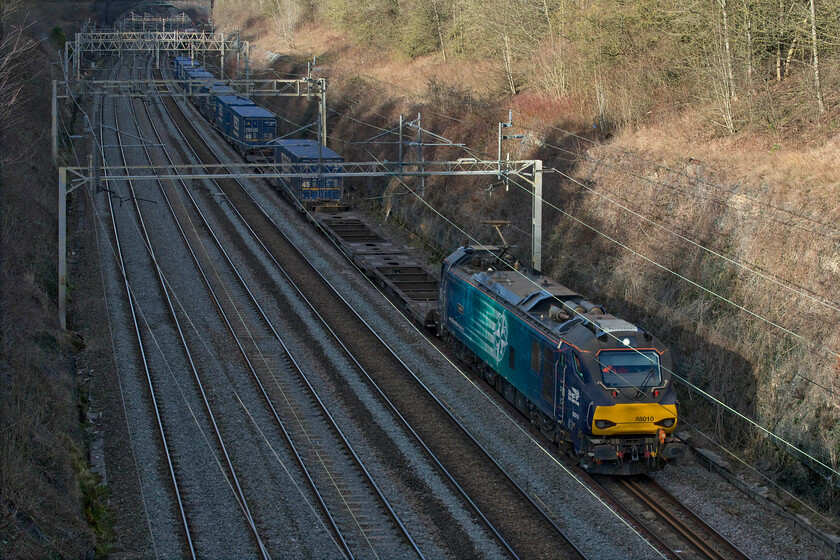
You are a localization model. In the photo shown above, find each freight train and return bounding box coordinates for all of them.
[170,55,682,475]
[315,208,685,475]
[171,56,342,208]
[436,245,683,474]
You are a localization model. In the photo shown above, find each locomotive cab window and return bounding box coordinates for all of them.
[509,346,515,369]
[599,350,661,388]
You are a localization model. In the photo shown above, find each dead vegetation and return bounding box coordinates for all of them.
[0,1,97,558]
[217,0,840,522]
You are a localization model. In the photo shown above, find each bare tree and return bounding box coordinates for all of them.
[808,0,825,113]
[0,0,36,164]
[270,0,299,48]
[430,0,448,62]
[718,0,738,101]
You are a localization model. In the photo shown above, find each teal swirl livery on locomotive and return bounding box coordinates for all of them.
[438,246,684,475]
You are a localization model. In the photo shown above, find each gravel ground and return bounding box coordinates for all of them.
[71,56,838,560]
[165,95,509,559]
[241,176,838,559]
[650,432,838,560]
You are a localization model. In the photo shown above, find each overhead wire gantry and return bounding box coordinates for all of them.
[54,23,544,329]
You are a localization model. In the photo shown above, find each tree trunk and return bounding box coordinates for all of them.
[742,0,753,95]
[776,0,783,81]
[784,33,798,79]
[502,32,516,95]
[594,69,607,131]
[719,0,737,101]
[432,1,447,62]
[809,0,825,113]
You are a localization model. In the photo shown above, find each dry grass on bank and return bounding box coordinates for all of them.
[216,5,840,520]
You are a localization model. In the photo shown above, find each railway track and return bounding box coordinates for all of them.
[296,172,755,560]
[591,474,751,560]
[96,59,196,559]
[99,58,262,558]
[135,57,425,560]
[154,59,587,560]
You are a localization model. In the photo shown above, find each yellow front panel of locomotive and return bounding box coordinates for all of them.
[591,403,678,436]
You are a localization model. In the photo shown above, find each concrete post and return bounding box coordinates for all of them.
[319,78,327,148]
[74,34,81,82]
[417,113,424,196]
[245,42,250,96]
[220,33,225,79]
[58,167,67,330]
[532,160,543,273]
[52,80,58,164]
[398,114,403,174]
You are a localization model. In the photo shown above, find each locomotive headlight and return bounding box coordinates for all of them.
[595,419,617,429]
[655,418,675,428]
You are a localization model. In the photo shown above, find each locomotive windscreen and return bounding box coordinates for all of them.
[598,350,662,388]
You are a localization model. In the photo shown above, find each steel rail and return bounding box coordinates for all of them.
[159,60,586,560]
[98,58,197,560]
[113,55,270,559]
[142,64,353,560]
[148,62,423,559]
[622,477,751,560]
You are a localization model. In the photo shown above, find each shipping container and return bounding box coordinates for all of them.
[215,95,255,136]
[174,58,199,80]
[228,105,276,152]
[273,139,344,208]
[198,82,234,119]
[184,69,213,95]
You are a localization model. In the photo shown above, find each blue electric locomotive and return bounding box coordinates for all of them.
[439,245,684,474]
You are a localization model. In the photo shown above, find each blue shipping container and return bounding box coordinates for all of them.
[216,95,255,136]
[273,139,344,204]
[229,105,276,150]
[199,82,233,118]
[175,59,199,79]
[184,70,213,94]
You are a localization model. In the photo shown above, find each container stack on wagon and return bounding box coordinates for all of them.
[198,82,234,119]
[170,56,278,156]
[273,139,344,211]
[173,57,200,79]
[215,95,255,134]
[229,105,277,155]
[184,69,214,96]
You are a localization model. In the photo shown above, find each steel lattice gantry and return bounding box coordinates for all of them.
[51,77,328,163]
[68,31,242,81]
[119,12,193,32]
[57,159,544,329]
[74,30,229,53]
